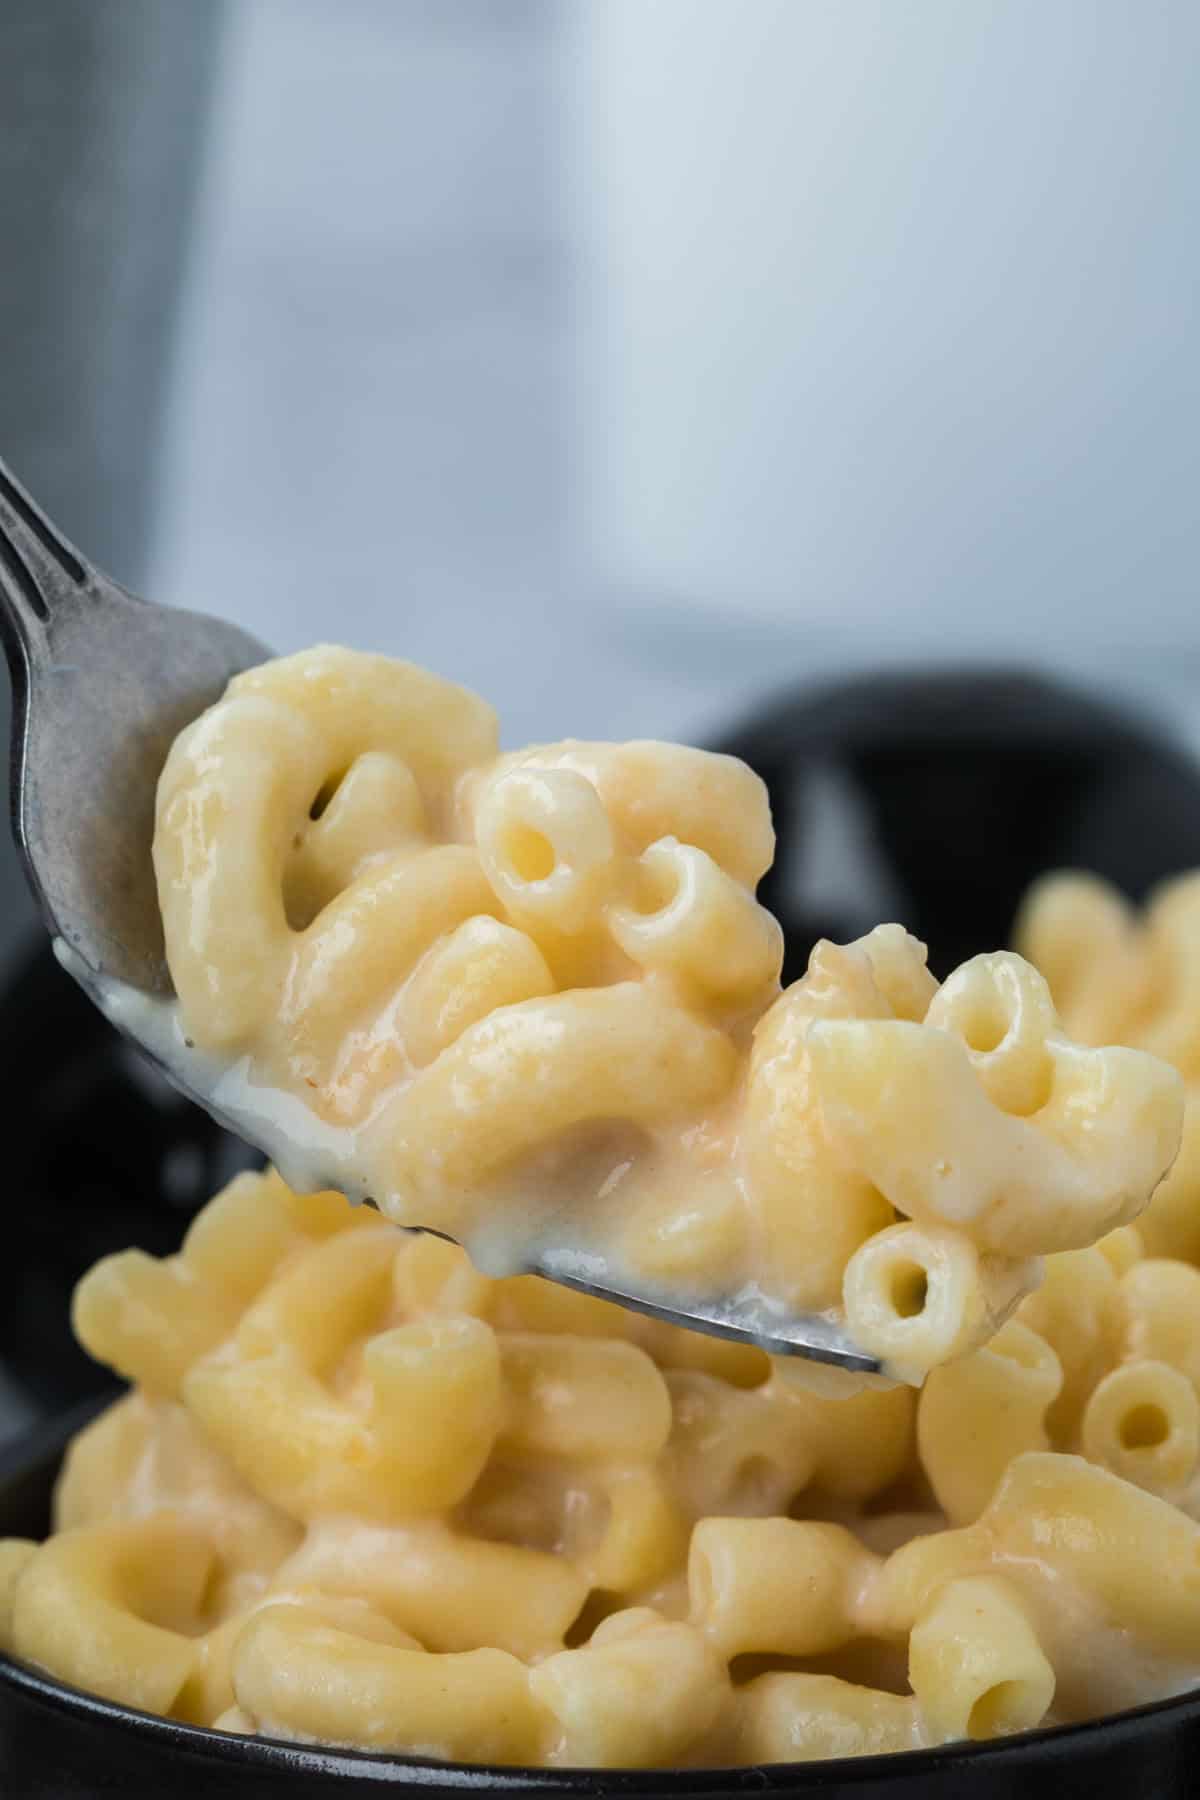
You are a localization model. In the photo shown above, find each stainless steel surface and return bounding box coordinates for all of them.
[534,1256,880,1373]
[0,455,268,993]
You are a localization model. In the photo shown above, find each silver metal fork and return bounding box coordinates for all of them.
[0,454,878,1375]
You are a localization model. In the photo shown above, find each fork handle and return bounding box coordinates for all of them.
[0,456,93,666]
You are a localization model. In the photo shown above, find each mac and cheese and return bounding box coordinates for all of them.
[3,656,1199,1769]
[6,1164,1200,1764]
[133,648,1185,1379]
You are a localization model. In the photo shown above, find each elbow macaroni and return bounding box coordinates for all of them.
[139,648,1181,1379]
[8,664,1200,1768]
[10,1146,1200,1767]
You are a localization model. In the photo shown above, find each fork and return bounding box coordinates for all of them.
[0,453,878,1375]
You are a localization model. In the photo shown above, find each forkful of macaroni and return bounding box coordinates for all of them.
[0,453,1186,1383]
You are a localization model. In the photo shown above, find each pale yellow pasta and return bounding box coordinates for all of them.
[741,943,898,1313]
[663,1372,821,1520]
[1118,1258,1200,1390]
[280,846,500,1101]
[1139,1102,1200,1265]
[185,1240,502,1523]
[363,982,739,1238]
[232,1603,546,1764]
[571,1466,688,1594]
[9,1516,215,1716]
[841,1221,1032,1385]
[399,917,555,1068]
[1081,1360,1200,1497]
[688,1519,873,1658]
[497,1335,671,1461]
[0,1542,36,1646]
[72,1249,240,1401]
[806,1006,1181,1258]
[143,647,1182,1376]
[761,1376,915,1503]
[1018,872,1200,1270]
[638,1318,769,1389]
[285,750,427,923]
[863,1447,1200,1681]
[474,766,616,937]
[607,837,782,1002]
[471,738,776,889]
[1016,1245,1124,1443]
[72,1169,365,1399]
[1096,1224,1145,1278]
[1018,868,1200,1081]
[918,1321,1062,1524]
[156,653,497,1051]
[55,1392,300,1598]
[20,1160,1200,1767]
[529,1610,729,1768]
[270,1515,585,1660]
[1013,873,1151,1048]
[19,658,1200,1769]
[908,1575,1055,1743]
[391,1231,495,1321]
[736,1674,923,1762]
[988,1452,1200,1657]
[925,951,1058,1116]
[861,1525,983,1642]
[616,1178,749,1284]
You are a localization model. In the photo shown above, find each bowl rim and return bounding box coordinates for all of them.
[5,1649,1200,1789]
[5,1402,1200,1787]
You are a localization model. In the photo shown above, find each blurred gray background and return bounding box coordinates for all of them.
[3,0,1199,967]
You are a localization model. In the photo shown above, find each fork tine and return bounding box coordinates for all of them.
[0,458,91,649]
[0,509,49,626]
[0,458,88,588]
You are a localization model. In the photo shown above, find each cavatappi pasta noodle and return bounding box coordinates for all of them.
[105,645,1182,1381]
[9,1166,1200,1765]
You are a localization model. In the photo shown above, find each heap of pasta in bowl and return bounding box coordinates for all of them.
[5,645,1200,1782]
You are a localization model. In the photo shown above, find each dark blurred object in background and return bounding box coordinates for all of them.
[0,1,226,586]
[720,669,1200,982]
[1,945,260,1412]
[0,0,227,974]
[7,666,1200,1418]
[0,0,233,1421]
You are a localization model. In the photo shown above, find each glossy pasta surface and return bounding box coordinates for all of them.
[5,656,1200,1769]
[146,647,1181,1380]
[7,1165,1200,1766]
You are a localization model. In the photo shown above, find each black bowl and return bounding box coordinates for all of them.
[2,1406,1200,1797]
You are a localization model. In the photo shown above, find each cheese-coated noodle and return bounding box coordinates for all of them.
[9,661,1200,1769]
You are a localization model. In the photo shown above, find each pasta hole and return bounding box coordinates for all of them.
[888,1261,928,1320]
[630,858,681,918]
[960,994,1011,1055]
[1120,1403,1169,1450]
[967,1680,1029,1740]
[309,771,347,821]
[503,824,556,883]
